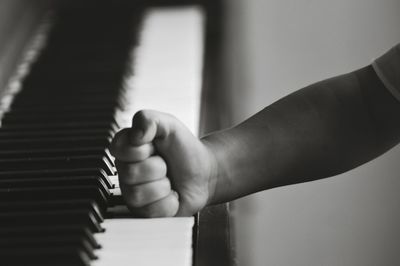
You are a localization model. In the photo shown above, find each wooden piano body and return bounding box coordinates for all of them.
[0,0,234,265]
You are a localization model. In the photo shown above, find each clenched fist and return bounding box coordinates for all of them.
[110,110,216,217]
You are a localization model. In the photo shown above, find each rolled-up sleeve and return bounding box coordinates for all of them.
[372,43,400,102]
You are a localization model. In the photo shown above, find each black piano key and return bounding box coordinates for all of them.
[108,194,126,207]
[0,176,111,201]
[0,199,104,222]
[0,234,98,260]
[9,92,123,105]
[0,155,115,175]
[0,168,113,188]
[0,128,114,139]
[25,69,126,84]
[10,100,123,111]
[21,78,124,94]
[1,247,92,266]
[30,62,128,77]
[0,186,109,213]
[0,147,114,166]
[0,120,119,131]
[7,104,118,115]
[1,112,118,125]
[13,90,119,103]
[15,88,121,102]
[0,210,103,233]
[0,146,113,159]
[0,225,100,249]
[0,136,112,150]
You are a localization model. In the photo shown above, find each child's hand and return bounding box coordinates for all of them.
[110,110,216,217]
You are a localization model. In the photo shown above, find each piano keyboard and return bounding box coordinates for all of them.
[0,3,204,266]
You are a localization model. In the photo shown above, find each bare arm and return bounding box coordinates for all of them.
[110,65,400,217]
[203,65,400,204]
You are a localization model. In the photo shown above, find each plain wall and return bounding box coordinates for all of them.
[223,0,400,265]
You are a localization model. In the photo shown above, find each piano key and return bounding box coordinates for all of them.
[10,95,123,108]
[0,199,104,222]
[0,129,114,140]
[0,168,113,188]
[31,59,128,73]
[0,176,111,201]
[0,234,98,260]
[0,121,118,131]
[29,60,130,79]
[0,210,103,233]
[15,87,121,99]
[1,247,92,266]
[0,186,109,212]
[108,194,125,208]
[94,218,195,266]
[0,147,114,165]
[0,225,100,249]
[21,76,125,92]
[1,112,118,125]
[0,155,115,175]
[5,104,117,115]
[0,136,112,150]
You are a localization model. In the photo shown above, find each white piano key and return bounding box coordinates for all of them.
[93,218,195,266]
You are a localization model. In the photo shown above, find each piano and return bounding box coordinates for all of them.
[0,0,233,266]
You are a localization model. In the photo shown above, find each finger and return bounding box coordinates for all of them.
[110,128,155,162]
[116,156,167,185]
[121,177,172,208]
[130,110,177,146]
[128,191,179,218]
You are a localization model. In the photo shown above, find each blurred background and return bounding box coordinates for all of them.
[223,0,400,265]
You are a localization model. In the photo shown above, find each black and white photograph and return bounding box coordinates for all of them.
[0,0,399,265]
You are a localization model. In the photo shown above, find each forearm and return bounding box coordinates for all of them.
[203,65,400,205]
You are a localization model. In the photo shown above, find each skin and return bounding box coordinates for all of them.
[109,65,400,217]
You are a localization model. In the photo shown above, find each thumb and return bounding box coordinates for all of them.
[129,110,173,146]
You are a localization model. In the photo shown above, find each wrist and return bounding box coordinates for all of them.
[200,130,237,205]
[200,136,221,206]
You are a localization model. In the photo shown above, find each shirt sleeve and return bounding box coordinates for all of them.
[372,43,400,102]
